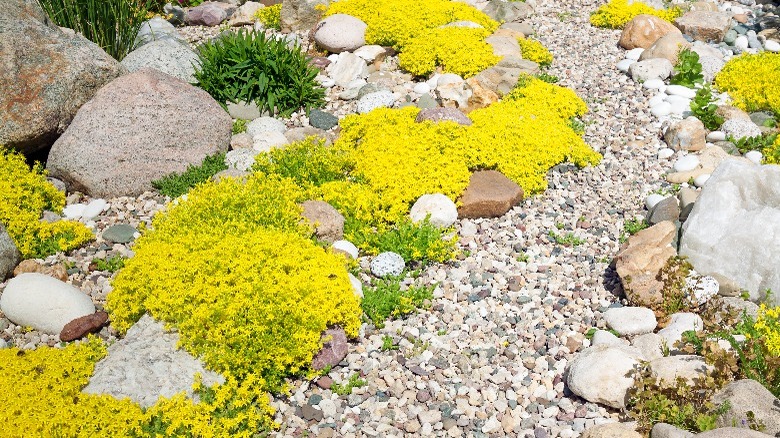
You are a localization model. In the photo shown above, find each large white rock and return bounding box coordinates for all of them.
[314,14,367,53]
[0,273,95,334]
[410,194,458,227]
[658,312,703,348]
[680,160,780,304]
[566,344,644,409]
[327,52,369,87]
[603,306,657,336]
[629,58,673,82]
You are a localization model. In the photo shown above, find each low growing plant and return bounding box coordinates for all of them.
[232,119,248,134]
[152,152,228,198]
[37,0,147,60]
[590,0,681,29]
[330,373,367,396]
[715,52,780,115]
[670,48,704,88]
[194,30,325,117]
[728,132,779,156]
[254,3,281,30]
[548,230,585,246]
[517,38,553,67]
[93,255,126,273]
[361,276,434,328]
[690,84,724,131]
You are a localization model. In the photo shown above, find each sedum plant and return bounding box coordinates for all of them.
[194,29,325,117]
[517,37,554,67]
[590,0,681,29]
[0,150,92,258]
[37,0,147,60]
[254,3,281,30]
[715,52,780,115]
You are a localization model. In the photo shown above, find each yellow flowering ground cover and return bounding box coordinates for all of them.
[0,150,92,258]
[325,0,499,77]
[254,3,281,30]
[755,304,780,356]
[590,0,682,29]
[715,52,780,116]
[517,37,554,67]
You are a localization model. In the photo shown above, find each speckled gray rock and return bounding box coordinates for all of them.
[47,68,231,197]
[135,17,184,48]
[482,0,533,23]
[83,314,224,407]
[694,428,774,438]
[651,423,694,438]
[674,11,731,43]
[185,2,228,26]
[121,38,200,83]
[313,14,367,53]
[225,148,259,171]
[712,379,780,435]
[720,118,762,140]
[629,58,673,82]
[0,273,95,334]
[356,90,395,114]
[309,109,339,130]
[0,0,127,154]
[410,194,459,228]
[0,224,21,280]
[566,344,644,409]
[650,355,713,387]
[603,307,657,336]
[370,252,405,277]
[632,333,665,361]
[246,116,286,136]
[102,224,137,244]
[227,101,262,120]
[415,108,472,126]
[647,196,680,225]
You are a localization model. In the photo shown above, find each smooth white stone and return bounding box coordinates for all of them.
[643,78,665,90]
[673,154,700,172]
[626,47,644,61]
[63,204,86,220]
[745,150,763,164]
[617,59,635,73]
[735,35,749,51]
[413,83,431,94]
[650,102,671,117]
[82,199,107,221]
[765,40,780,53]
[706,131,726,141]
[645,193,665,210]
[666,85,697,99]
[332,240,359,259]
[657,148,675,159]
[648,93,667,107]
[693,173,710,187]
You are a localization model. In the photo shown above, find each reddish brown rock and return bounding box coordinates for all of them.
[13,259,68,282]
[639,32,692,64]
[615,221,677,307]
[60,311,109,342]
[457,170,524,219]
[300,200,345,243]
[619,14,682,50]
[316,376,333,389]
[312,328,349,370]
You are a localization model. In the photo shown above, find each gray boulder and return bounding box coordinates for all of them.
[281,0,329,33]
[83,314,224,408]
[135,17,185,48]
[482,0,533,23]
[566,344,644,409]
[47,68,231,198]
[186,2,229,26]
[0,0,126,154]
[712,379,780,435]
[121,38,201,83]
[680,160,780,305]
[0,224,21,280]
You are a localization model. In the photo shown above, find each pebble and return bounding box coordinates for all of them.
[745,150,763,164]
[645,193,665,210]
[657,148,675,159]
[766,40,780,53]
[650,102,671,117]
[673,155,700,172]
[665,85,696,99]
[369,252,405,277]
[643,78,666,90]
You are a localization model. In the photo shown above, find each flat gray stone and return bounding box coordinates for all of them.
[0,224,21,280]
[603,307,657,336]
[102,224,137,244]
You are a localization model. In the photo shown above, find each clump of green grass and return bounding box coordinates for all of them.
[330,373,367,396]
[548,230,585,246]
[151,152,228,198]
[349,218,457,265]
[361,276,434,328]
[93,255,126,273]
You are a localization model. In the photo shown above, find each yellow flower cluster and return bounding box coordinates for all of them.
[108,174,361,392]
[590,0,682,29]
[763,135,780,165]
[517,37,553,67]
[754,304,780,356]
[254,3,281,30]
[0,338,276,437]
[0,150,92,259]
[715,52,780,115]
[326,0,499,77]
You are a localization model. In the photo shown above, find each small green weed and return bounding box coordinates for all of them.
[350,218,456,265]
[535,72,559,83]
[93,255,126,273]
[548,231,585,246]
[380,335,398,351]
[670,48,703,88]
[232,119,247,134]
[690,84,724,131]
[620,218,648,243]
[361,276,434,328]
[729,132,778,155]
[152,153,228,198]
[331,373,367,396]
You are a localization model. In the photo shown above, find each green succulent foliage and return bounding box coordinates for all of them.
[361,276,434,328]
[729,132,779,155]
[670,48,704,88]
[690,84,724,131]
[152,152,228,198]
[194,30,325,118]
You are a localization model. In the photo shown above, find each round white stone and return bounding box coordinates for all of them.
[643,78,666,90]
[735,35,749,51]
[246,116,286,136]
[251,130,289,152]
[745,150,763,164]
[332,240,359,259]
[648,93,666,107]
[650,102,671,117]
[706,131,726,142]
[604,306,657,336]
[616,59,634,73]
[657,148,675,159]
[410,193,458,228]
[63,203,86,220]
[313,14,367,53]
[693,173,710,187]
[645,193,665,210]
[370,252,405,277]
[665,85,697,99]
[664,94,691,106]
[625,48,644,61]
[436,73,464,88]
[673,154,700,172]
[0,273,96,334]
[669,100,692,115]
[413,83,431,95]
[81,199,107,221]
[765,40,780,53]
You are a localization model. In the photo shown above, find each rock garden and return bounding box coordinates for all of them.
[1,0,780,436]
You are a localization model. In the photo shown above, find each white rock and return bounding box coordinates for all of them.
[617,59,635,73]
[745,150,763,164]
[626,47,644,61]
[658,312,703,347]
[353,45,385,62]
[225,149,258,171]
[629,58,673,82]
[666,85,697,99]
[650,355,713,387]
[565,344,644,409]
[765,40,780,53]
[63,203,87,220]
[643,78,666,90]
[591,330,625,347]
[246,116,286,136]
[721,118,761,140]
[681,161,780,304]
[332,240,359,259]
[413,83,431,95]
[0,273,95,334]
[410,194,458,227]
[356,90,395,114]
[348,273,363,298]
[673,154,700,172]
[669,100,692,115]
[658,148,675,159]
[693,173,710,187]
[735,35,749,51]
[313,14,367,53]
[251,130,289,152]
[706,131,726,141]
[436,73,464,89]
[645,193,666,210]
[81,199,107,221]
[649,93,667,107]
[370,252,405,277]
[327,52,369,87]
[319,78,336,88]
[603,307,657,336]
[426,74,440,89]
[686,271,719,303]
[664,94,690,106]
[632,333,665,361]
[650,102,672,117]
